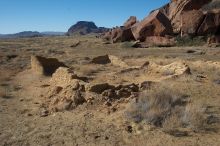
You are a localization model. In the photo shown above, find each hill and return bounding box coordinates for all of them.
[67,21,109,35]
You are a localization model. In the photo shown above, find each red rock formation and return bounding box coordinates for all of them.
[131,10,173,41]
[181,10,205,35]
[124,16,137,29]
[157,0,212,34]
[197,10,220,35]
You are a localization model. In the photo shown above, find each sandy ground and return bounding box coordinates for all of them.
[0,36,220,146]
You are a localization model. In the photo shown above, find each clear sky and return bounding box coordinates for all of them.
[0,0,169,34]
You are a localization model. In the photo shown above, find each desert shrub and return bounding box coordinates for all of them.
[125,85,208,133]
[175,35,206,46]
[125,85,187,126]
[182,104,207,132]
[121,41,136,48]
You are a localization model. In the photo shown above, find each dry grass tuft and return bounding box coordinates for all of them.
[125,84,209,134]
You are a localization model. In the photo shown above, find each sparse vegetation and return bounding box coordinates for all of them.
[125,85,209,134]
[175,35,206,46]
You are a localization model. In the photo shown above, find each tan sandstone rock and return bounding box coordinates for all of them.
[31,55,67,76]
[50,67,81,88]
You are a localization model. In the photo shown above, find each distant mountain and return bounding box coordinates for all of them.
[0,31,42,39]
[67,21,109,35]
[0,31,65,39]
[14,31,43,37]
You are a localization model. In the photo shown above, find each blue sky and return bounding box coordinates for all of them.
[0,0,169,34]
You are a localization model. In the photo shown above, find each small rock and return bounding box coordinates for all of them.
[91,55,111,64]
[214,79,220,85]
[19,98,24,102]
[125,125,133,133]
[186,50,196,54]
[27,113,33,117]
[40,109,49,117]
[104,101,112,107]
[70,41,80,48]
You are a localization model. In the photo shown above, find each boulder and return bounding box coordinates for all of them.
[197,11,220,35]
[131,10,173,41]
[181,10,205,35]
[111,27,123,43]
[124,16,137,29]
[91,55,128,67]
[86,83,115,94]
[91,55,111,64]
[31,55,67,76]
[70,40,80,48]
[108,55,129,68]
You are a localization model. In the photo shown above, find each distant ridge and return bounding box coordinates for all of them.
[0,31,65,39]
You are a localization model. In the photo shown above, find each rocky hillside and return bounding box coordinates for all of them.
[67,21,109,36]
[103,0,220,46]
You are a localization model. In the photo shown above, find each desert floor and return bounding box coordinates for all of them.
[0,35,220,146]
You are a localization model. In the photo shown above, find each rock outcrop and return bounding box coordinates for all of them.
[31,56,67,76]
[102,0,219,44]
[181,10,205,35]
[103,16,137,43]
[157,0,212,34]
[124,16,137,29]
[131,10,173,41]
[197,10,220,35]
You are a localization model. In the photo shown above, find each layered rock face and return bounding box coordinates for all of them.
[157,0,219,36]
[158,0,212,34]
[197,10,220,35]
